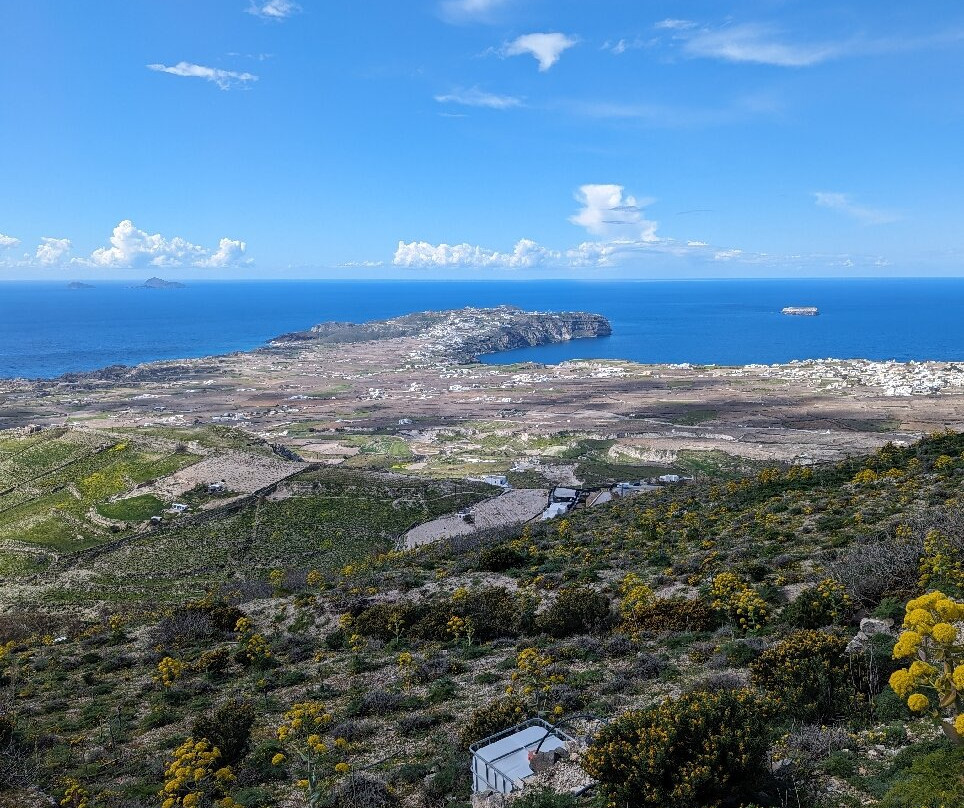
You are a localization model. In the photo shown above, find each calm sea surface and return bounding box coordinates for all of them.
[1,279,962,379]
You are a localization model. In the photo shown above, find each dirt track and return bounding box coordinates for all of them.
[404,488,548,548]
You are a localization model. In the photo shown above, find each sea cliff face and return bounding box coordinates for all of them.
[272,305,612,363]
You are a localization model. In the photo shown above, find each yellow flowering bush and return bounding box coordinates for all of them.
[233,617,272,667]
[750,630,852,722]
[582,689,769,808]
[617,573,654,637]
[155,656,185,688]
[851,468,880,485]
[711,572,770,631]
[446,614,474,643]
[273,701,350,807]
[160,738,240,808]
[508,647,563,714]
[60,778,90,808]
[459,696,528,746]
[889,591,964,740]
[782,578,853,629]
[919,530,964,593]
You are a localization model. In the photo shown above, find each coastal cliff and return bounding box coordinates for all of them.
[271,305,612,363]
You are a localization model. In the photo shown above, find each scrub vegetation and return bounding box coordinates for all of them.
[3,431,964,807]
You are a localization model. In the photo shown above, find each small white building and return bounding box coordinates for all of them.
[470,719,575,795]
[481,475,511,489]
[169,503,189,514]
[540,501,572,521]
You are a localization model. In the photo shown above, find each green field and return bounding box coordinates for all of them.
[0,428,201,557]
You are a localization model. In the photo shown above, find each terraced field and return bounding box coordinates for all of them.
[6,466,493,609]
[0,428,201,573]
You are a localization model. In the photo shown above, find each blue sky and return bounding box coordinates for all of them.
[1,0,963,279]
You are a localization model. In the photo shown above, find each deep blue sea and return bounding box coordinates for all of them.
[1,279,962,379]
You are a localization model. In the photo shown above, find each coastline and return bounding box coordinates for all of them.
[6,278,964,379]
[3,305,964,479]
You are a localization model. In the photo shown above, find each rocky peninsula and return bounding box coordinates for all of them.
[270,305,612,363]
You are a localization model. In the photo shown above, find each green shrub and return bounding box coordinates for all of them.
[627,598,718,633]
[421,741,471,808]
[190,698,255,766]
[140,706,179,730]
[478,543,530,572]
[510,790,578,808]
[750,630,852,722]
[459,697,528,746]
[582,689,769,808]
[353,602,415,641]
[537,586,612,638]
[781,580,853,629]
[879,744,964,808]
[412,587,521,642]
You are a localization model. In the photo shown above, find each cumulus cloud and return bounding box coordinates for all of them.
[393,184,668,270]
[814,191,898,225]
[389,184,891,272]
[435,87,523,109]
[569,184,659,242]
[681,23,838,67]
[0,233,20,249]
[35,237,72,266]
[394,238,561,269]
[88,220,249,268]
[246,0,300,19]
[504,33,577,71]
[199,237,249,268]
[147,61,258,90]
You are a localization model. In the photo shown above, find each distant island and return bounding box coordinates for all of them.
[141,277,185,289]
[67,281,94,290]
[782,306,819,316]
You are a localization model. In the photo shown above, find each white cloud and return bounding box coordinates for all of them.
[814,191,899,225]
[435,87,523,109]
[88,220,249,268]
[389,184,900,273]
[0,233,20,249]
[441,0,509,23]
[569,184,659,242]
[246,0,300,20]
[339,260,385,268]
[681,23,838,67]
[603,37,653,55]
[147,62,258,90]
[199,237,249,268]
[394,238,561,269]
[35,237,71,266]
[504,33,577,71]
[394,184,667,270]
[655,19,696,31]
